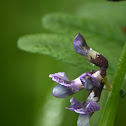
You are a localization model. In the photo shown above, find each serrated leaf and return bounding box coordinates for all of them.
[18,34,97,72]
[42,13,126,43]
[18,33,124,74]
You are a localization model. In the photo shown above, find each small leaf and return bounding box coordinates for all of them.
[18,34,97,72]
[77,1,126,26]
[42,13,126,43]
[18,33,123,74]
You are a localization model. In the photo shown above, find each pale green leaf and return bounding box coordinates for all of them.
[42,13,126,43]
[77,1,126,26]
[18,33,124,74]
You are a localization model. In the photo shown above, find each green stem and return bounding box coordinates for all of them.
[99,42,126,126]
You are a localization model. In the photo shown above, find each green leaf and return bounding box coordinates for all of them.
[18,34,97,72]
[18,33,123,74]
[42,13,126,43]
[77,1,126,26]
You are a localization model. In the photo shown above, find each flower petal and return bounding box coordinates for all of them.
[84,101,100,113]
[69,97,83,109]
[84,78,94,91]
[50,72,84,92]
[66,97,100,114]
[73,33,89,56]
[52,84,74,98]
[77,114,90,126]
[73,33,108,69]
[80,73,100,89]
[49,72,69,81]
[49,72,71,87]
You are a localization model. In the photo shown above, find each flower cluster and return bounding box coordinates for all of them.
[49,33,109,126]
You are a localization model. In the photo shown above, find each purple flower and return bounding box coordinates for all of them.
[66,95,100,126]
[66,97,100,114]
[49,70,106,126]
[74,33,108,69]
[66,87,102,126]
[49,72,83,98]
[49,69,104,98]
[49,33,109,126]
[49,69,106,126]
[73,33,89,56]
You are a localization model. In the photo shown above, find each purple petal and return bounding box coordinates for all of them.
[77,114,90,126]
[66,98,84,113]
[52,84,74,98]
[66,97,100,114]
[80,73,100,89]
[84,101,100,113]
[49,72,71,87]
[84,78,94,91]
[74,34,108,69]
[70,97,83,109]
[49,72,69,81]
[50,72,84,92]
[73,33,89,56]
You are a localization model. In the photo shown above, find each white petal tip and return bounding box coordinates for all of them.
[77,114,90,126]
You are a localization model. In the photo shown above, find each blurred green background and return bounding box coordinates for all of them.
[1,0,126,126]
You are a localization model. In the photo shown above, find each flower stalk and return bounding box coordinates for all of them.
[99,42,126,126]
